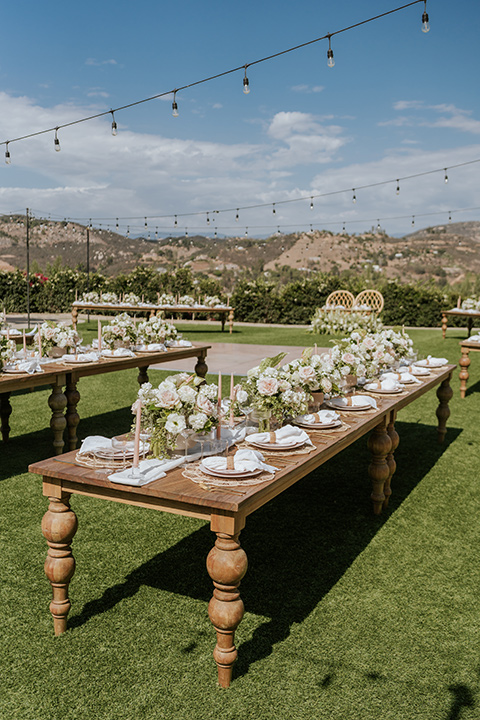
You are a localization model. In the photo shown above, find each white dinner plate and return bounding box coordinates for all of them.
[200,463,261,478]
[326,398,372,411]
[294,419,342,430]
[364,386,404,395]
[247,439,304,451]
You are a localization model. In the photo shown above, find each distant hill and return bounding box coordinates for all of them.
[0,214,479,285]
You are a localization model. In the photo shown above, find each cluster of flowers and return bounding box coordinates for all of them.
[157,293,176,305]
[79,291,102,303]
[101,313,138,349]
[123,292,142,305]
[461,297,480,311]
[202,296,224,307]
[331,327,415,380]
[177,295,196,306]
[136,373,219,458]
[39,321,79,353]
[136,315,179,344]
[0,334,16,369]
[282,348,342,396]
[310,307,382,335]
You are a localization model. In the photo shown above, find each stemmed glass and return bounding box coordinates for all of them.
[195,428,213,462]
[111,436,131,468]
[179,427,195,464]
[239,403,254,434]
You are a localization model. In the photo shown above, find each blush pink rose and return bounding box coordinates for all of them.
[342,352,355,364]
[257,377,279,396]
[196,394,214,415]
[298,366,316,383]
[155,387,179,408]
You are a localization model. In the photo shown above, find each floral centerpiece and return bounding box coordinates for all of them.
[136,315,179,344]
[39,321,79,355]
[461,297,480,311]
[101,313,137,349]
[100,291,119,304]
[330,327,415,381]
[202,295,224,308]
[158,293,176,305]
[123,292,141,305]
[377,327,415,362]
[284,347,342,397]
[310,307,382,335]
[235,353,309,429]
[0,335,16,369]
[80,291,100,303]
[178,295,196,306]
[135,373,219,458]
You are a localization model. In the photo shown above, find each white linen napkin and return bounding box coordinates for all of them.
[364,378,404,392]
[298,410,340,425]
[62,352,99,363]
[202,448,277,474]
[399,364,430,376]
[332,395,377,409]
[167,339,193,347]
[135,343,166,352]
[467,334,480,343]
[78,436,148,455]
[415,355,448,367]
[247,424,312,446]
[101,347,137,358]
[380,371,420,384]
[3,358,43,374]
[108,456,185,486]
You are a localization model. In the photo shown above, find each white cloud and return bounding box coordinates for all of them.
[87,90,110,98]
[383,101,480,135]
[85,58,118,66]
[291,84,325,94]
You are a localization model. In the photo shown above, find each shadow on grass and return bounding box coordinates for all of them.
[64,417,461,682]
[465,379,480,398]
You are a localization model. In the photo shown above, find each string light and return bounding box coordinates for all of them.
[235,209,239,222]
[245,227,248,236]
[377,220,381,231]
[421,0,430,32]
[110,110,118,136]
[243,65,250,95]
[144,217,148,229]
[272,203,276,215]
[174,215,178,227]
[126,225,130,237]
[206,212,210,225]
[172,90,179,118]
[310,197,314,210]
[396,180,400,195]
[342,222,346,232]
[411,215,415,227]
[155,227,158,239]
[444,168,448,183]
[0,1,427,155]
[54,128,61,152]
[448,211,452,222]
[214,228,218,238]
[352,189,356,204]
[327,34,335,68]
[276,226,281,236]
[5,142,11,165]
[116,218,119,230]
[185,229,189,237]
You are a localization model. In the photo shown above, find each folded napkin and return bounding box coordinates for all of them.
[108,456,185,486]
[331,395,377,409]
[1,328,21,336]
[380,371,420,384]
[299,409,340,425]
[468,334,480,343]
[62,352,99,363]
[167,339,193,348]
[364,378,403,392]
[135,343,166,352]
[202,448,277,474]
[399,364,430,376]
[415,356,448,367]
[247,424,312,446]
[3,358,43,374]
[78,435,148,455]
[101,347,137,358]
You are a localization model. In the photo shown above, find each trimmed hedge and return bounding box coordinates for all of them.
[0,267,470,328]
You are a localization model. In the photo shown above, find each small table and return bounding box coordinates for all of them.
[441,309,480,339]
[29,365,454,687]
[458,339,480,397]
[1,344,209,454]
[72,302,235,333]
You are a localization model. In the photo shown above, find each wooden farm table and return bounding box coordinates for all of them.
[441,308,480,339]
[458,339,480,397]
[1,344,209,454]
[72,302,235,333]
[29,364,454,688]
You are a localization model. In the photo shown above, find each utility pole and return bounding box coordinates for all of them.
[26,208,30,329]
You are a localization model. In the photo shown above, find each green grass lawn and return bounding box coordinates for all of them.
[1,324,479,719]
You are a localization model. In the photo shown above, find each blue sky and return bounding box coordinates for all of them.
[0,0,479,238]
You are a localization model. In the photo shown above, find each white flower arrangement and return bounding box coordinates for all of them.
[100,292,119,304]
[461,297,480,311]
[135,373,219,458]
[157,293,176,306]
[80,291,101,304]
[101,313,138,349]
[136,315,179,344]
[310,307,382,335]
[178,295,196,306]
[284,347,342,396]
[0,335,16,369]
[123,292,141,305]
[331,327,414,380]
[39,321,79,353]
[202,295,224,308]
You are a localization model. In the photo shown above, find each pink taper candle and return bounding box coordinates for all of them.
[314,343,318,355]
[229,373,235,427]
[97,320,102,352]
[216,371,222,439]
[37,330,42,358]
[133,402,142,468]
[23,330,27,357]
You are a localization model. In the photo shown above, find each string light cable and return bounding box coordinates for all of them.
[0,1,427,155]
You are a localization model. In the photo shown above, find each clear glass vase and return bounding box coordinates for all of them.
[250,409,271,433]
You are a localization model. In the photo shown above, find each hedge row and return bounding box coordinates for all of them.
[0,266,465,327]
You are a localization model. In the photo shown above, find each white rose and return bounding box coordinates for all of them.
[189,412,208,431]
[298,365,316,383]
[178,385,197,404]
[196,394,214,415]
[154,386,180,409]
[257,377,279,396]
[235,388,248,404]
[165,413,186,434]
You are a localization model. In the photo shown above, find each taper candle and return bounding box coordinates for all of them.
[216,371,222,439]
[37,330,42,358]
[97,319,102,352]
[229,373,235,427]
[133,402,142,468]
[23,330,27,357]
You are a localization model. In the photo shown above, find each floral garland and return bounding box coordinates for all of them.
[39,321,79,353]
[135,373,219,458]
[136,315,179,344]
[101,313,137,349]
[310,307,382,335]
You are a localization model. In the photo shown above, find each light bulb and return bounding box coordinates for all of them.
[272,204,276,215]
[448,211,452,222]
[5,143,11,165]
[155,228,158,239]
[310,197,314,210]
[111,111,118,136]
[342,223,346,232]
[245,228,248,236]
[174,215,178,227]
[377,221,381,231]
[185,229,188,237]
[206,213,210,225]
[444,169,448,184]
[54,128,61,152]
[396,180,400,195]
[116,218,119,230]
[411,216,415,227]
[172,101,179,118]
[277,227,281,236]
[235,209,239,222]
[214,228,217,238]
[327,35,335,68]
[144,217,148,229]
[352,189,356,204]
[243,66,250,94]
[421,3,430,33]
[126,226,130,237]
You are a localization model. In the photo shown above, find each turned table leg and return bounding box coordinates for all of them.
[41,493,78,635]
[0,391,12,442]
[367,416,392,515]
[48,381,67,455]
[459,347,470,398]
[441,313,447,339]
[437,373,453,443]
[65,375,80,450]
[206,531,248,687]
[228,309,234,335]
[137,365,149,386]
[384,411,399,509]
[195,350,208,379]
[71,306,78,331]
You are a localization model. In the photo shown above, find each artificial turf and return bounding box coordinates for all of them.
[0,323,479,719]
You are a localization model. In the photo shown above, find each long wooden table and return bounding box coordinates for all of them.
[1,344,209,454]
[28,364,454,687]
[441,308,480,339]
[72,301,235,333]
